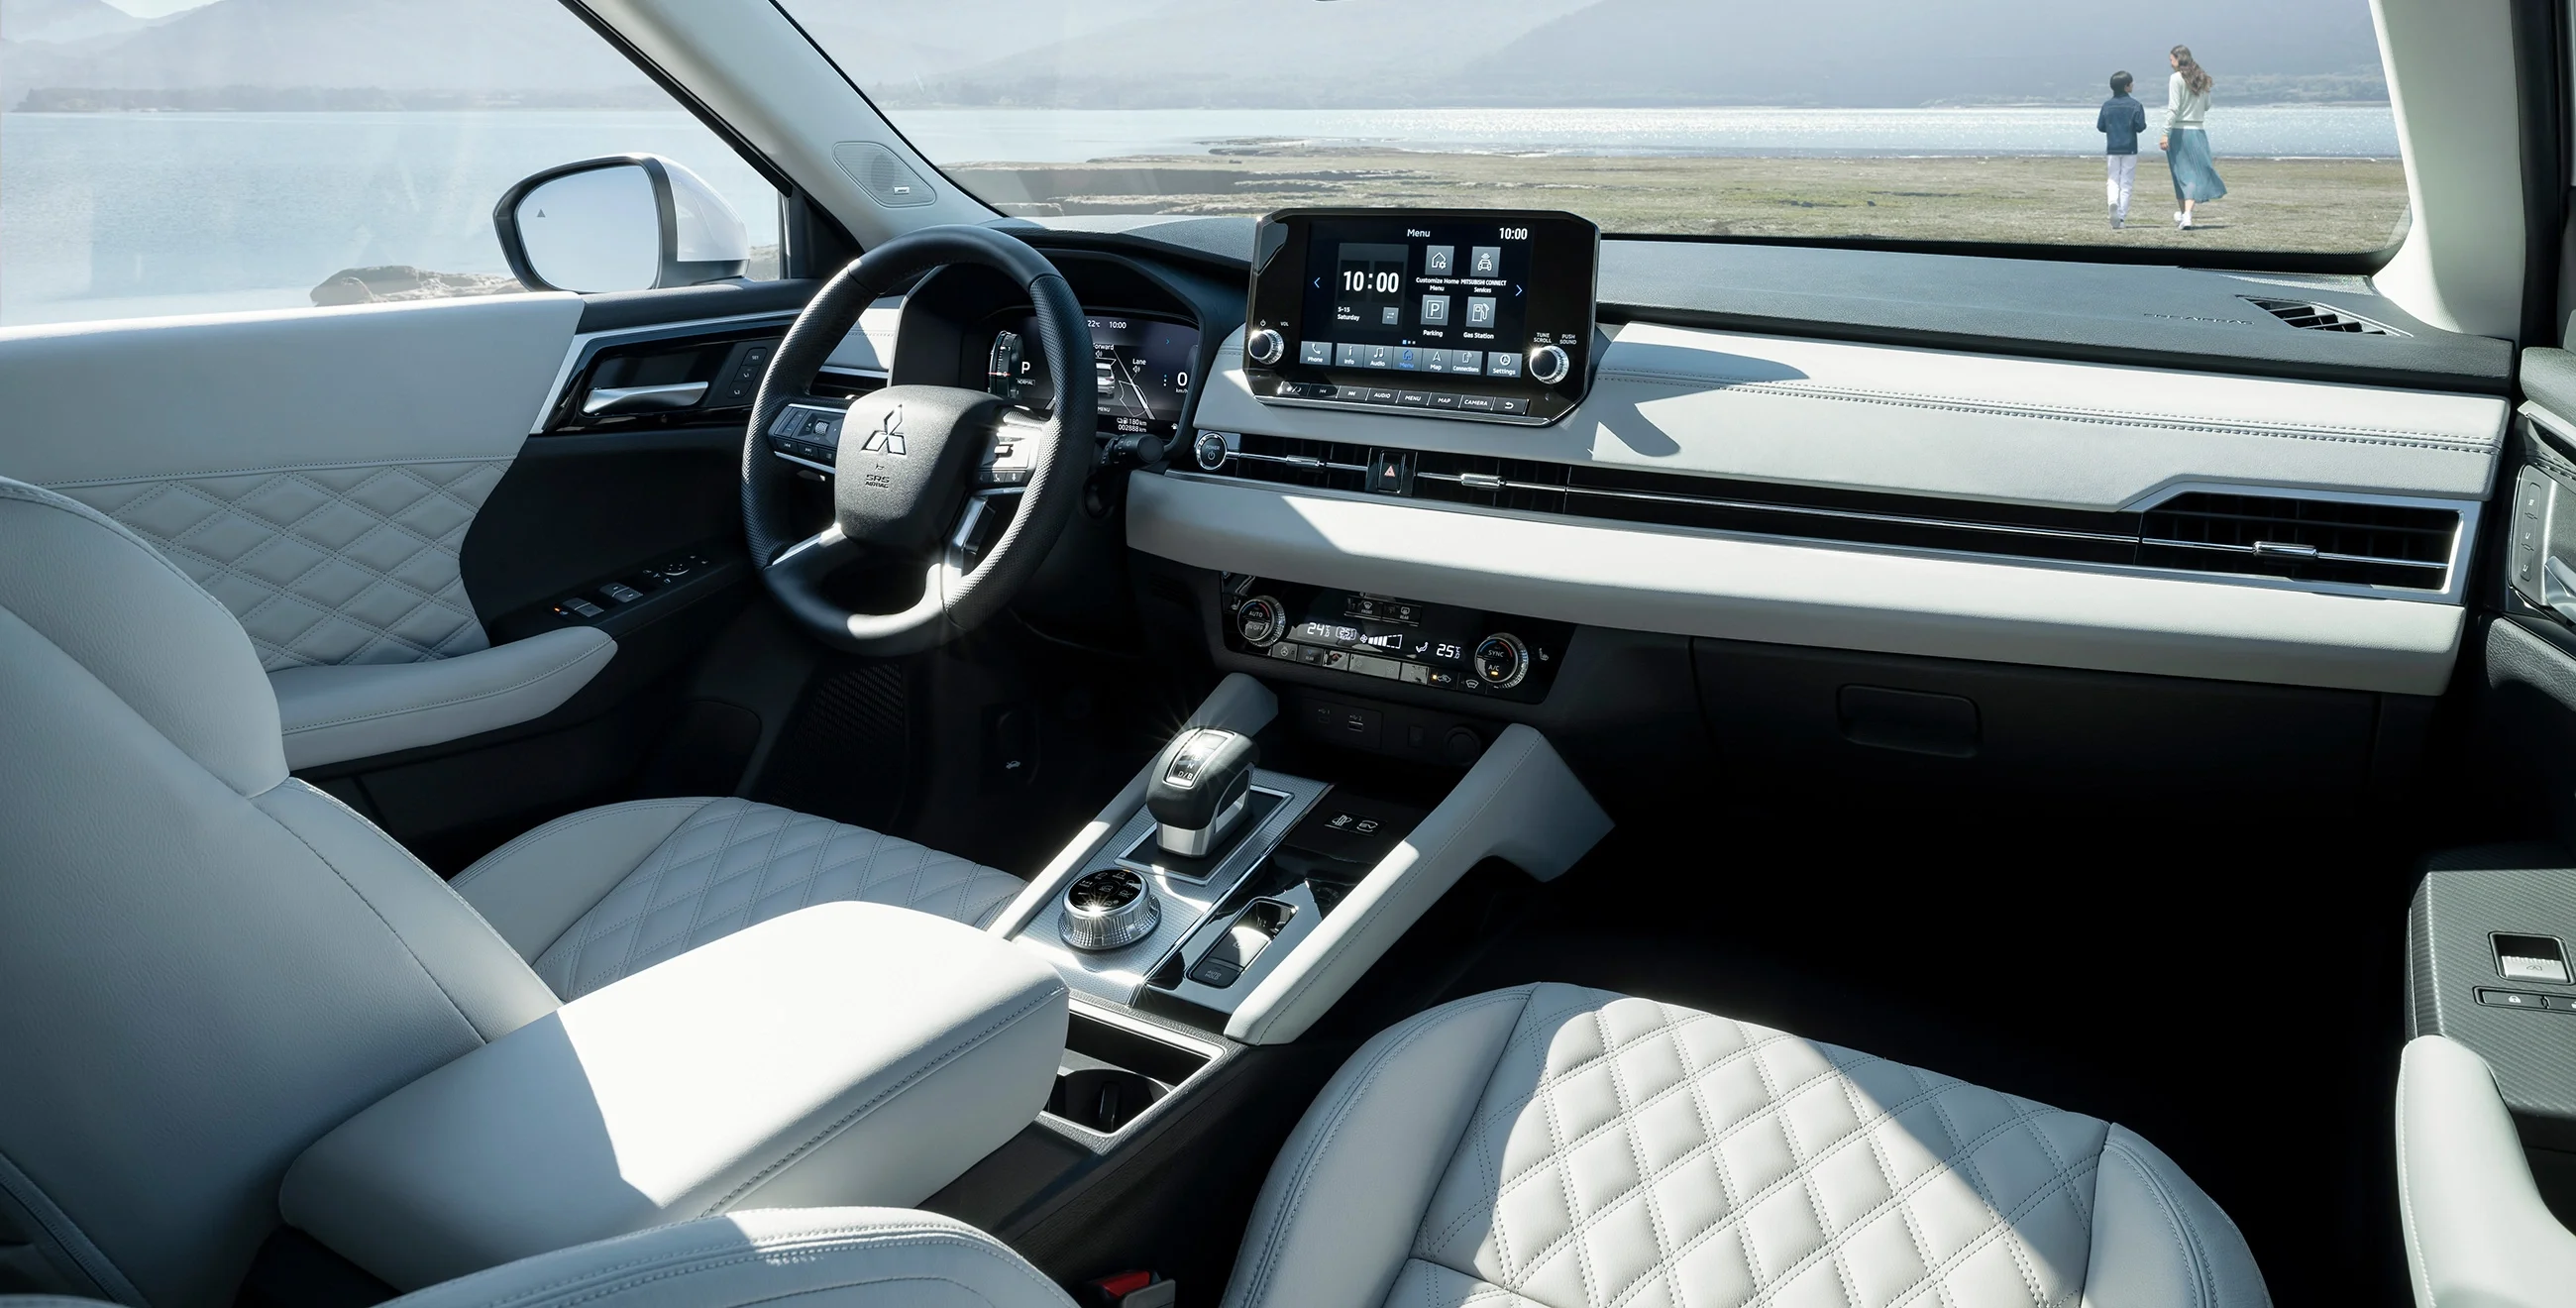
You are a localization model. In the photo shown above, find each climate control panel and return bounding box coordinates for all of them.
[1220,574,1568,704]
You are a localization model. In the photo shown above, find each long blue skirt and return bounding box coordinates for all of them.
[2167,127,2228,203]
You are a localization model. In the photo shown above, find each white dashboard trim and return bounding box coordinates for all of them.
[1127,472,2464,696]
[1193,323,2509,510]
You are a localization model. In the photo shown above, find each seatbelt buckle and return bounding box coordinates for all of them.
[1081,1270,1176,1308]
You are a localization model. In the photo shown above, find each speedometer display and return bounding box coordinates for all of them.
[987,315,1199,437]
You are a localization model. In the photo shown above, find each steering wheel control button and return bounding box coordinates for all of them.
[1194,431,1232,471]
[1473,633,1531,689]
[1059,868,1160,952]
[1236,596,1285,647]
[1244,328,1286,367]
[1528,344,1572,386]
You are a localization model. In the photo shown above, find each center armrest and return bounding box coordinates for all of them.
[280,901,1068,1290]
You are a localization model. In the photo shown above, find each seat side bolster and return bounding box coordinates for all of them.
[376,1209,1074,1308]
[451,799,718,964]
[2080,1124,2272,1308]
[254,780,559,1041]
[1219,986,1540,1308]
[2395,1035,2576,1308]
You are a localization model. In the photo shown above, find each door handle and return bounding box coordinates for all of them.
[583,382,708,416]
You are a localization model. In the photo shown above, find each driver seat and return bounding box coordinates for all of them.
[0,478,1025,1307]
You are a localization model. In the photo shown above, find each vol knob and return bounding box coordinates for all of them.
[1528,344,1572,386]
[1244,329,1286,367]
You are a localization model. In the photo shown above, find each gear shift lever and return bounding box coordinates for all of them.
[1145,727,1259,857]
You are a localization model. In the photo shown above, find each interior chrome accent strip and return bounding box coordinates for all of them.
[1410,472,2143,546]
[584,382,710,415]
[1169,468,2478,605]
[770,449,834,475]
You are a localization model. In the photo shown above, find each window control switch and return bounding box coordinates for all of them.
[2496,932,2571,983]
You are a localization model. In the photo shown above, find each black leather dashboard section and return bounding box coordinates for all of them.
[1020,216,2510,392]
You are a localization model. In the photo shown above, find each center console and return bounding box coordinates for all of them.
[999,675,1607,1049]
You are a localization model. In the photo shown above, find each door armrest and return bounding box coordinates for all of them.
[269,626,615,769]
[2397,1035,2576,1307]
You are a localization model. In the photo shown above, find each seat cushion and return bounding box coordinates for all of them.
[454,798,1026,1001]
[1223,983,2268,1308]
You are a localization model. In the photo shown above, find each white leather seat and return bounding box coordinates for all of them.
[1221,983,2271,1308]
[454,797,1025,1000]
[0,478,1024,1308]
[1,990,2274,1308]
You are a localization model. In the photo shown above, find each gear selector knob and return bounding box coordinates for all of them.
[1146,727,1259,857]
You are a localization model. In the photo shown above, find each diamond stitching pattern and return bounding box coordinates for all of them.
[1408,987,2108,1308]
[534,798,1028,1000]
[57,460,507,671]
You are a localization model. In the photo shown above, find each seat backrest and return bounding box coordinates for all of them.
[0,480,560,1308]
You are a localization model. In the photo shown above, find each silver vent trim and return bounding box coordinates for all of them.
[2240,296,2407,336]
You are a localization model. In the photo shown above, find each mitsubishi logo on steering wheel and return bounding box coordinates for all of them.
[857,403,908,457]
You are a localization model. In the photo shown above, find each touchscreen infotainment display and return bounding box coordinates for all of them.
[1244,208,1598,425]
[987,314,1198,437]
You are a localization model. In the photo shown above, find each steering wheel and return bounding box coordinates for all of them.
[742,225,1096,657]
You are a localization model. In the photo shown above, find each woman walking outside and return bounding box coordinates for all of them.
[2161,45,2226,229]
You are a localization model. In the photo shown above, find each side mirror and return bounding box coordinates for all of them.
[493,155,749,293]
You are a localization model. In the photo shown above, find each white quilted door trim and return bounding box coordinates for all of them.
[56,459,507,670]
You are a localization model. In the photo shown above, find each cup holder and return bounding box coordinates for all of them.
[1043,1009,1215,1136]
[1049,1067,1169,1133]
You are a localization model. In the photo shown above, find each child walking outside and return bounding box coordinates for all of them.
[2096,70,2147,229]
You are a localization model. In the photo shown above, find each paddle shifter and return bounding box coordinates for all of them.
[1145,727,1260,857]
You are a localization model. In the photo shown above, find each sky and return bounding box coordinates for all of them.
[103,0,215,15]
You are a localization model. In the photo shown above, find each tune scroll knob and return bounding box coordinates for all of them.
[1244,328,1287,368]
[1527,344,1572,386]
[1235,595,1286,647]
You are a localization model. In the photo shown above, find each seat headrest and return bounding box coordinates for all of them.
[0,478,285,796]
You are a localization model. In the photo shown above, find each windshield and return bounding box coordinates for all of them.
[784,0,2404,257]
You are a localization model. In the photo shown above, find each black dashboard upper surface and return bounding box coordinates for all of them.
[1004,216,2512,393]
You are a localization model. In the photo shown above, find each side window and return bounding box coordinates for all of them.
[0,0,780,328]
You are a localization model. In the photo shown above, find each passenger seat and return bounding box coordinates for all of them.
[0,984,2262,1308]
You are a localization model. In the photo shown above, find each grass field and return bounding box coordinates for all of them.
[950,148,2410,254]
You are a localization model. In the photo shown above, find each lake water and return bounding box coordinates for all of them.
[0,104,2400,327]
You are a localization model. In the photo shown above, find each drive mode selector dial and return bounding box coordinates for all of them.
[1060,867,1159,951]
[1244,328,1286,367]
[1473,633,1531,689]
[1235,595,1285,647]
[1527,344,1572,386]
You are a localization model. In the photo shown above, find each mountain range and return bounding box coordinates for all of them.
[3,0,2390,111]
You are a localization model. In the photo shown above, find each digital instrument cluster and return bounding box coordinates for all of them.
[1241,209,1600,426]
[988,314,1200,439]
[1220,575,1569,704]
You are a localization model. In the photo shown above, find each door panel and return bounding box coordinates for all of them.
[0,294,583,669]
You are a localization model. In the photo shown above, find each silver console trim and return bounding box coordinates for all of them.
[1013,769,1329,1008]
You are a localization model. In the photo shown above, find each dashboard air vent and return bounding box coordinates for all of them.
[1213,432,1371,493]
[2138,491,2455,589]
[1187,439,2461,594]
[2241,296,2404,336]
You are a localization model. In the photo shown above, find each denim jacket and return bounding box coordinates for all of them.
[2096,94,2147,156]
